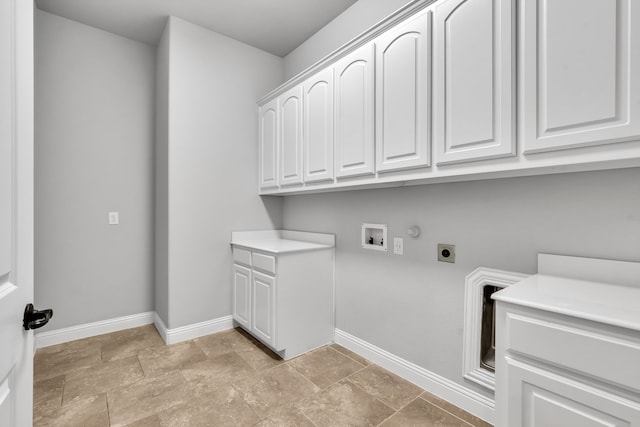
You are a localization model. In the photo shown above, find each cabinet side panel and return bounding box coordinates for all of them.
[277,250,334,359]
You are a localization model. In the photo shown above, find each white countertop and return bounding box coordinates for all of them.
[493,274,640,332]
[231,230,335,254]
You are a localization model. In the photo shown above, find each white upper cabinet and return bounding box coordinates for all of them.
[376,11,432,173]
[303,68,334,183]
[258,98,278,189]
[522,0,640,153]
[279,86,304,186]
[334,43,375,178]
[433,0,515,165]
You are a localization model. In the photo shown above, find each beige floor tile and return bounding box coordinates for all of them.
[137,340,207,377]
[254,404,316,427]
[420,392,493,427]
[289,346,365,389]
[107,370,192,427]
[236,342,285,371]
[62,355,144,405]
[347,364,423,410]
[123,414,162,427]
[100,325,165,362]
[193,327,258,358]
[183,376,260,425]
[330,344,371,366]
[380,397,474,427]
[180,351,254,385]
[35,393,109,427]
[34,374,64,406]
[234,364,320,418]
[34,343,102,382]
[156,393,259,427]
[297,379,395,427]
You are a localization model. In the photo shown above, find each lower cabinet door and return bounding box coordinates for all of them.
[506,357,640,427]
[232,264,251,329]
[251,271,276,348]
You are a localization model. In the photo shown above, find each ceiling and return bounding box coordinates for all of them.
[35,0,359,57]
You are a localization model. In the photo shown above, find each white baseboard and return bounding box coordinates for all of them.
[35,311,155,349]
[334,329,495,425]
[154,313,234,345]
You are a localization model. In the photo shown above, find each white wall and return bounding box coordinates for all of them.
[283,0,414,78]
[35,10,156,329]
[159,17,284,329]
[282,168,640,396]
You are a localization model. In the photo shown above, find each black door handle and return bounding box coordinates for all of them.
[23,303,53,330]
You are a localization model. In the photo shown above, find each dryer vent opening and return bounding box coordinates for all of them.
[479,285,502,373]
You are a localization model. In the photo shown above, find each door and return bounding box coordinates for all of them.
[303,68,334,183]
[232,265,251,330]
[433,0,515,165]
[522,0,640,153]
[258,98,278,190]
[251,271,276,348]
[505,358,640,427]
[376,10,431,173]
[279,86,304,186]
[334,42,375,178]
[0,0,35,426]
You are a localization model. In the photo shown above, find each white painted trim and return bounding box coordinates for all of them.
[334,328,495,425]
[155,314,234,345]
[153,313,169,343]
[35,311,155,349]
[462,268,530,392]
[35,312,236,349]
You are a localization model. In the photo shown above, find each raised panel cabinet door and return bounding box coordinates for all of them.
[334,42,375,178]
[434,0,515,165]
[251,271,276,348]
[376,10,431,173]
[232,264,251,329]
[279,86,304,186]
[504,358,640,427]
[304,68,334,183]
[259,98,278,190]
[522,0,640,153]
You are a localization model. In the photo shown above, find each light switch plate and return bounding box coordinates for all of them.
[108,211,119,225]
[393,237,403,255]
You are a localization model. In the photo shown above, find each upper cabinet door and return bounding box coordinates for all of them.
[304,68,334,183]
[522,0,640,153]
[376,11,432,173]
[258,98,278,189]
[433,0,515,165]
[279,86,304,186]
[334,43,376,178]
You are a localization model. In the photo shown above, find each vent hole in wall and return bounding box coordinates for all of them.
[479,285,502,373]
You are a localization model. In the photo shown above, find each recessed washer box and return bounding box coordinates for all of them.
[362,223,387,252]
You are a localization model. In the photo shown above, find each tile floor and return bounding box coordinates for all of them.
[34,325,492,426]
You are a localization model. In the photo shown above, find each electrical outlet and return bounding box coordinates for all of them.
[437,243,455,263]
[393,237,403,255]
[108,211,119,225]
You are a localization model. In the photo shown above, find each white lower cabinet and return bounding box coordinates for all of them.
[232,263,251,330]
[494,255,640,427]
[496,304,640,427]
[251,271,275,347]
[505,357,640,427]
[231,230,335,359]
